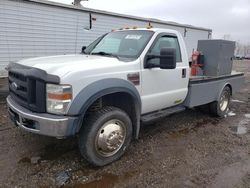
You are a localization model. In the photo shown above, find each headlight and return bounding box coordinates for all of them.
[46,84,72,114]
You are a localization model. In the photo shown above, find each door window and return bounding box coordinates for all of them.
[148,36,182,66]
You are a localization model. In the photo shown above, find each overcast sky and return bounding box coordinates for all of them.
[47,0,250,44]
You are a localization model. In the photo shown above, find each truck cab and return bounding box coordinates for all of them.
[6,28,244,166]
[139,29,189,113]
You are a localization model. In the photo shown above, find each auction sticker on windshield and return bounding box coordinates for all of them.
[125,35,142,40]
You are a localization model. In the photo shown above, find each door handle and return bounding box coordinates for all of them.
[182,69,186,78]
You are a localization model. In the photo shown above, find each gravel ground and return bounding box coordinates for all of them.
[0,61,250,188]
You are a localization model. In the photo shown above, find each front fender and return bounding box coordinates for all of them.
[67,78,142,138]
[68,78,141,115]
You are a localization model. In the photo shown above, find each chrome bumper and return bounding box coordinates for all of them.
[7,96,79,138]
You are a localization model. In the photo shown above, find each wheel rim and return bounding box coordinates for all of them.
[95,119,126,157]
[219,90,230,112]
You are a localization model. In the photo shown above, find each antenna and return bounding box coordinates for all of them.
[73,0,88,7]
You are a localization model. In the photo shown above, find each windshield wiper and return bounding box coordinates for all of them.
[91,51,121,60]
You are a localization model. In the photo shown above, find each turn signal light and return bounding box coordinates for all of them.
[47,93,72,100]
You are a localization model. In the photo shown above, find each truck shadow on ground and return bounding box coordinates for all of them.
[21,109,216,167]
[17,108,221,187]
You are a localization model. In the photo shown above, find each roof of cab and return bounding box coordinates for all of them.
[112,28,181,34]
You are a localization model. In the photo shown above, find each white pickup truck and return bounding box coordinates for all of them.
[6,28,244,166]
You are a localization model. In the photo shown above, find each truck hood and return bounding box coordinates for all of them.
[17,54,127,78]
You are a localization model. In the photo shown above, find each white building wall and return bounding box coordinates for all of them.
[0,0,211,77]
[184,28,211,58]
[83,13,147,45]
[0,0,89,76]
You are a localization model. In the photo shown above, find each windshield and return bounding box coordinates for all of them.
[84,30,154,59]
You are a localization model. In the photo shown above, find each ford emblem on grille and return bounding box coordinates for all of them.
[11,82,19,90]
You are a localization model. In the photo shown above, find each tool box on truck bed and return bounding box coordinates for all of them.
[197,40,235,76]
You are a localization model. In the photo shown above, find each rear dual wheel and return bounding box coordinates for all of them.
[209,86,231,117]
[196,86,231,117]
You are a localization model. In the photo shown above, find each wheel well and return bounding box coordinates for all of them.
[85,92,138,138]
[225,84,232,95]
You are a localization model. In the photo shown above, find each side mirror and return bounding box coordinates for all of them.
[81,46,86,53]
[159,48,176,69]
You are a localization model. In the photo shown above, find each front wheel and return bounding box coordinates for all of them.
[209,86,231,117]
[78,106,132,166]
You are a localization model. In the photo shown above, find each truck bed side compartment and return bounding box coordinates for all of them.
[184,73,245,108]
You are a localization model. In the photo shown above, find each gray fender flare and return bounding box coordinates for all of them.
[67,78,141,138]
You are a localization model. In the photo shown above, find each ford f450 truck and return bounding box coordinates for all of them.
[6,28,245,166]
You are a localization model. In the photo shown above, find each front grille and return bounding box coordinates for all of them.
[7,63,60,112]
[8,71,46,112]
[9,72,28,101]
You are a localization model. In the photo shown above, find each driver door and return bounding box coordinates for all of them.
[140,33,189,114]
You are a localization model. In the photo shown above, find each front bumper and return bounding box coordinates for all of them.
[7,96,80,138]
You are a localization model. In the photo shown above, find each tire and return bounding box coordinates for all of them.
[209,86,231,117]
[78,106,132,166]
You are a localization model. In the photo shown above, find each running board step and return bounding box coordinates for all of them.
[141,106,186,124]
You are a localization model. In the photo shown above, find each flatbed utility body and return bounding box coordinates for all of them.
[185,72,245,108]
